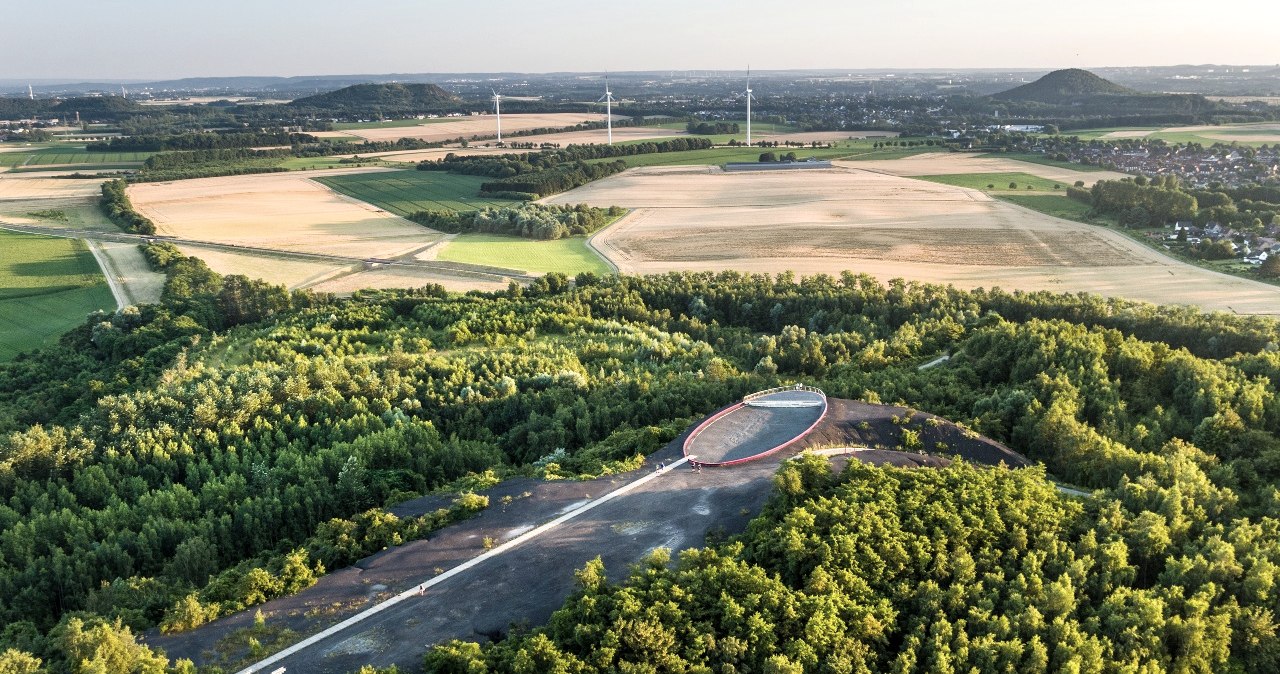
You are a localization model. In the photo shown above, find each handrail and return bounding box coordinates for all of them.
[742,384,826,403]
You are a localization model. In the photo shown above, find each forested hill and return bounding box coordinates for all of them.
[4,254,1280,671]
[993,68,1135,103]
[286,82,460,116]
[989,68,1217,119]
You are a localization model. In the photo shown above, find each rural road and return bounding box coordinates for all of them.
[0,222,536,284]
[85,240,128,309]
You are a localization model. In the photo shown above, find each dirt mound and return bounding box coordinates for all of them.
[799,398,1030,468]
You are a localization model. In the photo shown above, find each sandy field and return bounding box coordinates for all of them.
[308,265,506,294]
[0,175,105,200]
[173,245,354,290]
[316,113,617,143]
[1100,130,1153,139]
[550,165,1280,315]
[849,153,1130,185]
[129,169,441,259]
[366,146,537,164]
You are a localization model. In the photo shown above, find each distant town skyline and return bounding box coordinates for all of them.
[8,0,1279,79]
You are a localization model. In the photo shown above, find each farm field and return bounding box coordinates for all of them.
[917,172,1069,192]
[0,229,115,360]
[851,152,1128,185]
[588,141,935,169]
[0,146,152,168]
[307,265,507,294]
[435,234,611,275]
[0,175,105,201]
[1082,122,1280,145]
[128,168,440,260]
[547,164,1280,315]
[993,152,1108,172]
[314,170,516,217]
[314,113,616,143]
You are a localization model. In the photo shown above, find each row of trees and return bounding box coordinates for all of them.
[87,131,317,153]
[407,203,625,240]
[685,121,739,135]
[99,179,156,234]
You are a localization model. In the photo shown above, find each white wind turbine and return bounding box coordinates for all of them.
[744,67,755,146]
[491,88,503,143]
[598,74,616,145]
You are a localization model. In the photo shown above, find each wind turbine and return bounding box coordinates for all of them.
[491,88,503,143]
[598,74,616,145]
[744,67,755,146]
[28,84,34,100]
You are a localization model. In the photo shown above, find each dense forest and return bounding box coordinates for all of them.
[1073,174,1280,232]
[4,263,1280,671]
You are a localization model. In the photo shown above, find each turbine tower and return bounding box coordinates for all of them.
[744,67,755,146]
[491,89,502,143]
[28,84,34,100]
[598,74,616,145]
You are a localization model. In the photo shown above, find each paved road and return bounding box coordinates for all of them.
[0,222,535,284]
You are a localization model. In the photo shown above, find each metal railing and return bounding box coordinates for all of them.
[742,384,826,403]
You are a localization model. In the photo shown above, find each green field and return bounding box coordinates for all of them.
[0,146,152,167]
[437,233,611,275]
[996,193,1102,221]
[917,172,1068,192]
[276,156,398,171]
[313,170,517,216]
[0,230,115,361]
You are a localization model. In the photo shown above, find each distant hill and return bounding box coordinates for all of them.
[288,83,459,115]
[993,69,1134,104]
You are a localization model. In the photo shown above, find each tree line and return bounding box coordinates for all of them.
[86,131,318,153]
[100,179,156,235]
[407,203,624,240]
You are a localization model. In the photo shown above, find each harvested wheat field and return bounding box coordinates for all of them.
[307,265,506,294]
[366,146,536,164]
[173,245,354,290]
[550,165,1280,315]
[316,113,616,143]
[0,175,104,201]
[1100,130,1155,139]
[849,154,1128,186]
[129,169,441,260]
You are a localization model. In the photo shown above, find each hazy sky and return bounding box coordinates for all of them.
[9,0,1280,79]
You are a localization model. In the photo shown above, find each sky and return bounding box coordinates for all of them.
[8,0,1280,79]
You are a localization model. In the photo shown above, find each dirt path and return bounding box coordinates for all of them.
[85,240,127,309]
